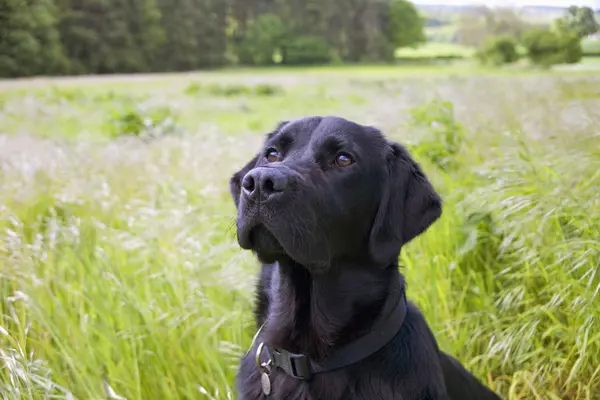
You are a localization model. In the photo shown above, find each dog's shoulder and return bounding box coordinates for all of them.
[345,301,447,398]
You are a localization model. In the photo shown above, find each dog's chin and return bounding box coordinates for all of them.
[238,219,330,271]
[238,224,286,263]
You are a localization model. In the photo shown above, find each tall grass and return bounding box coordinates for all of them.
[1,69,599,399]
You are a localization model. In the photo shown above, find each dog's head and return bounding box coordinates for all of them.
[229,116,441,272]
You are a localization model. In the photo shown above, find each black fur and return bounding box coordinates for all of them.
[229,116,501,400]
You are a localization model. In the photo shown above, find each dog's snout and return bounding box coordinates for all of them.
[242,168,289,201]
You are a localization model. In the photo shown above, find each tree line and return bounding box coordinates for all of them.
[475,5,599,67]
[0,0,425,78]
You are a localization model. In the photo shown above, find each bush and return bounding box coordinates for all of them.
[282,36,332,65]
[407,99,465,171]
[522,28,582,67]
[184,82,284,97]
[254,83,284,96]
[560,31,583,64]
[206,84,251,97]
[522,28,563,66]
[108,103,182,139]
[477,36,520,66]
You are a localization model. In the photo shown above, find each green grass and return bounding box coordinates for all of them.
[395,42,475,60]
[582,37,600,56]
[1,66,600,399]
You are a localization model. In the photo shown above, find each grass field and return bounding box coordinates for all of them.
[1,65,600,399]
[395,42,475,59]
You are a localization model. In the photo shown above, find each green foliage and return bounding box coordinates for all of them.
[154,0,227,70]
[455,210,505,298]
[1,0,436,77]
[0,0,228,77]
[522,27,583,67]
[477,36,519,66]
[407,99,465,171]
[560,31,583,64]
[184,82,205,96]
[108,103,182,139]
[555,5,599,38]
[254,83,284,96]
[235,13,287,65]
[184,82,284,97]
[0,0,68,77]
[233,15,334,67]
[282,36,332,65]
[385,0,426,49]
[56,0,166,74]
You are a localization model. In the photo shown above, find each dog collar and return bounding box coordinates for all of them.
[256,289,408,381]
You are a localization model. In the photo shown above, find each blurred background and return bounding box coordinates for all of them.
[1,1,599,399]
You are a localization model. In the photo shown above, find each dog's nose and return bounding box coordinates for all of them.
[242,168,288,201]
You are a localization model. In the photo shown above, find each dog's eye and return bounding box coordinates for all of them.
[335,153,354,168]
[265,148,281,163]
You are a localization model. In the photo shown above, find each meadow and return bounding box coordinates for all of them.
[1,65,599,399]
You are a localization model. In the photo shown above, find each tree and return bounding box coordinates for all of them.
[156,0,227,70]
[556,6,599,38]
[484,7,531,40]
[0,0,68,77]
[522,27,582,67]
[456,6,530,47]
[235,13,287,65]
[384,0,426,49]
[1,0,437,76]
[477,36,519,66]
[456,13,488,47]
[122,0,165,71]
[57,0,166,74]
[283,35,332,65]
[559,30,583,64]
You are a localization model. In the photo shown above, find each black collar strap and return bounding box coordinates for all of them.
[264,290,408,380]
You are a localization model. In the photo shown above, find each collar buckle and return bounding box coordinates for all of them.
[268,348,313,380]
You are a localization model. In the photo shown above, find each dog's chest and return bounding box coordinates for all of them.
[238,357,402,400]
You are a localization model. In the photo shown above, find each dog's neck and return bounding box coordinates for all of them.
[262,258,404,362]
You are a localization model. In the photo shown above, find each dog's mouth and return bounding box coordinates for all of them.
[236,204,328,268]
[239,221,285,257]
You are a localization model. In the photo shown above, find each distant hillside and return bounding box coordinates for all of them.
[418,3,599,44]
[417,4,597,24]
[518,5,575,22]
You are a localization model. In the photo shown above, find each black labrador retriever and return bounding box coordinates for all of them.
[229,116,501,400]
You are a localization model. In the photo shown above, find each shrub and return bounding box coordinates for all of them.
[522,28,563,66]
[108,103,182,139]
[282,36,332,65]
[206,84,251,97]
[522,28,582,67]
[184,82,203,96]
[559,31,583,64]
[184,82,284,97]
[477,36,520,66]
[407,99,465,171]
[254,83,284,96]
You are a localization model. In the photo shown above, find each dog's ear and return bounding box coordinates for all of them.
[369,141,442,266]
[229,121,290,208]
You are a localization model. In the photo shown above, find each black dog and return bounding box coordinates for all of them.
[229,116,501,400]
